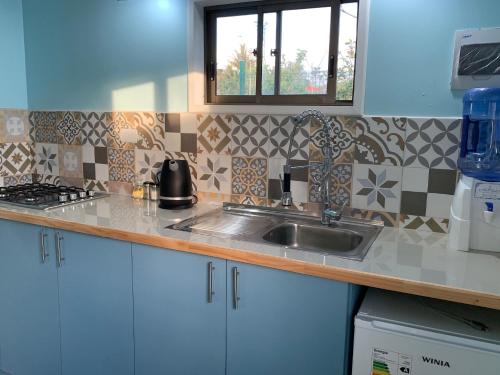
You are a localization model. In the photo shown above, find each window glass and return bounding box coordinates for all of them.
[216,14,258,96]
[262,12,277,95]
[279,7,331,95]
[336,2,358,101]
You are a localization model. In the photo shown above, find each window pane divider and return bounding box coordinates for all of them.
[255,10,264,103]
[274,10,282,96]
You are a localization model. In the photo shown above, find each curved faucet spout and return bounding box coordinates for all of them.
[282,110,344,223]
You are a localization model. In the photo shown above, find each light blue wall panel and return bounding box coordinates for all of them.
[365,0,500,117]
[0,0,28,109]
[22,0,187,112]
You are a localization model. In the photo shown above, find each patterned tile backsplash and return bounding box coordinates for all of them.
[0,109,463,233]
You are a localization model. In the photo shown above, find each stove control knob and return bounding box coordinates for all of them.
[87,190,95,197]
[59,193,69,203]
[78,190,87,199]
[69,192,78,201]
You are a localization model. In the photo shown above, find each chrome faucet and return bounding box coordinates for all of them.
[280,110,345,225]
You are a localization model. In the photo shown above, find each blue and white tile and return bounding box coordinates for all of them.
[352,164,402,213]
[34,143,59,176]
[268,115,309,160]
[197,153,231,194]
[403,118,461,169]
[230,114,270,158]
[0,109,30,143]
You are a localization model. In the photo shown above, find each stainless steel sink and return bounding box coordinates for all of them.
[262,223,363,252]
[167,203,383,261]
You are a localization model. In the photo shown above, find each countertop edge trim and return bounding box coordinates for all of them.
[1,209,499,310]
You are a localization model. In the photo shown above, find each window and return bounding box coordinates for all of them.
[205,0,359,106]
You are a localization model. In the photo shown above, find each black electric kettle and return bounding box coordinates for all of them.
[157,159,197,209]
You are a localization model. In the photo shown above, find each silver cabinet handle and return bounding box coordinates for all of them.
[207,262,215,303]
[232,267,240,310]
[55,232,65,267]
[40,229,49,264]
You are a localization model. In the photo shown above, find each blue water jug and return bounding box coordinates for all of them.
[458,88,500,181]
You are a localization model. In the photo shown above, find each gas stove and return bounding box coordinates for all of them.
[0,183,107,210]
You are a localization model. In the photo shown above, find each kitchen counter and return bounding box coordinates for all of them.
[0,195,499,310]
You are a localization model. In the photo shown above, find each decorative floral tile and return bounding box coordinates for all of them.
[309,163,352,207]
[56,111,82,145]
[33,174,61,185]
[403,118,461,169]
[268,115,309,160]
[28,112,36,143]
[0,142,33,176]
[81,112,108,146]
[84,179,109,193]
[106,112,137,150]
[35,143,59,176]
[230,194,269,206]
[309,116,356,163]
[0,109,30,143]
[135,149,164,182]
[164,151,198,192]
[400,215,448,233]
[32,111,58,143]
[231,157,268,198]
[350,208,399,227]
[108,148,135,183]
[58,145,83,179]
[353,117,406,166]
[197,154,231,194]
[230,114,270,157]
[133,112,166,151]
[197,114,232,155]
[3,174,33,186]
[352,164,402,213]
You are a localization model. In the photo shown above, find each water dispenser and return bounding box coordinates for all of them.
[449,88,500,252]
[458,88,500,181]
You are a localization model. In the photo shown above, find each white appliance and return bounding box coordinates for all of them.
[352,289,500,375]
[451,27,500,90]
[448,175,500,252]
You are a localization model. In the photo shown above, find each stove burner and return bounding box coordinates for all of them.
[0,183,103,210]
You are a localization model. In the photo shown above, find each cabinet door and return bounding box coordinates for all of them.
[227,261,352,375]
[0,220,60,375]
[133,244,226,375]
[56,230,134,375]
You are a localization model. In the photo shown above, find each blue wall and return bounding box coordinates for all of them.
[365,0,500,117]
[18,0,500,115]
[22,0,188,112]
[0,0,27,109]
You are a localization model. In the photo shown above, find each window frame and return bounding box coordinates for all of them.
[204,0,358,106]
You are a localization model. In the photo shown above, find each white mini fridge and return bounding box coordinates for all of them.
[352,289,500,375]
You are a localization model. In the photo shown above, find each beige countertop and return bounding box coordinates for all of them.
[1,195,499,310]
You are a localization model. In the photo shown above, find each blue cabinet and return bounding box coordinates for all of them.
[0,218,361,375]
[226,261,361,375]
[56,230,134,375]
[0,221,60,375]
[132,244,226,375]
